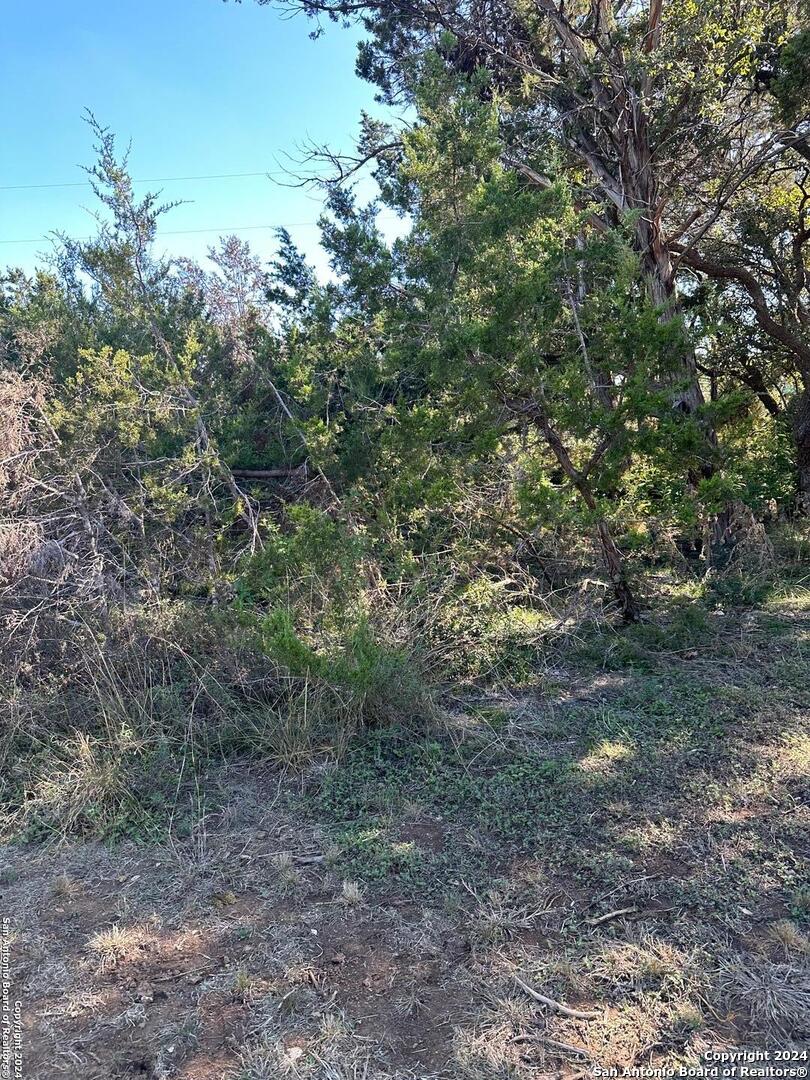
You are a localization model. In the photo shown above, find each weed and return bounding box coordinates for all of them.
[672,1003,705,1032]
[340,880,364,906]
[464,882,551,946]
[234,1037,285,1080]
[767,920,810,958]
[51,873,82,899]
[86,923,149,971]
[271,852,302,892]
[788,885,810,923]
[233,968,259,1002]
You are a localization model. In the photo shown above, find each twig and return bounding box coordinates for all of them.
[244,850,326,864]
[231,465,308,480]
[590,872,658,906]
[511,1033,593,1058]
[152,965,213,983]
[586,905,638,926]
[513,974,600,1020]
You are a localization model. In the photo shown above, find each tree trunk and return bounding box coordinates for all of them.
[532,405,639,622]
[635,201,743,570]
[595,518,641,623]
[636,217,707,415]
[790,384,810,510]
[672,246,810,509]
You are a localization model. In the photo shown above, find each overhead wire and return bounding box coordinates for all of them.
[0,169,288,192]
[1,223,322,246]
[0,167,401,245]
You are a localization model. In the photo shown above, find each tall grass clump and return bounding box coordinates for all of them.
[0,545,433,841]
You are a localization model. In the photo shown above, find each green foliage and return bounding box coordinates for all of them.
[772,29,810,124]
[313,726,575,892]
[261,607,323,673]
[2,68,809,846]
[238,506,363,612]
[433,576,554,681]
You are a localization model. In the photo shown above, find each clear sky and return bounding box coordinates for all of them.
[1,0,396,277]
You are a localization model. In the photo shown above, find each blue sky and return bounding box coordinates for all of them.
[1,0,398,276]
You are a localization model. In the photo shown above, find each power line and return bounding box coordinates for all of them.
[0,170,289,192]
[0,223,316,246]
[0,211,402,246]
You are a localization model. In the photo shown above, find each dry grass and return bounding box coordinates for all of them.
[766,919,810,958]
[3,579,809,1078]
[86,922,152,971]
[272,852,303,892]
[463,883,553,947]
[340,880,364,906]
[721,959,810,1036]
[51,872,83,899]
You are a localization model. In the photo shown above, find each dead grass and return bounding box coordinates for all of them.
[462,882,553,947]
[721,959,810,1037]
[766,919,810,958]
[340,880,364,906]
[86,922,152,971]
[2,590,809,1078]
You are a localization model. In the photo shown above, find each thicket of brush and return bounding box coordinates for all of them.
[1,105,806,842]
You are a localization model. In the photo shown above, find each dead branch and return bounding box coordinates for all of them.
[513,974,600,1020]
[510,1033,593,1058]
[585,905,638,926]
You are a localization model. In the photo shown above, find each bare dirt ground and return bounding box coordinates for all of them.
[4,788,475,1079]
[3,601,809,1079]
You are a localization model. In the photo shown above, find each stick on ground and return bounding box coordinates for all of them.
[513,974,600,1020]
[511,1033,593,1058]
[585,905,638,926]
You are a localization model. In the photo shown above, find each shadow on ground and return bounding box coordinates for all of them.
[2,604,808,1078]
